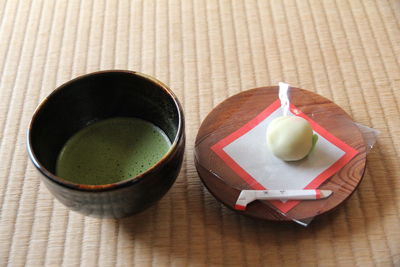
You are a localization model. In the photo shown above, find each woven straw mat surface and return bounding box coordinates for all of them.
[0,0,399,266]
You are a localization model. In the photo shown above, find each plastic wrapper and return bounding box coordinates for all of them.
[195,83,378,226]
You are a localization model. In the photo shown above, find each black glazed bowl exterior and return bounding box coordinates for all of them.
[27,70,185,218]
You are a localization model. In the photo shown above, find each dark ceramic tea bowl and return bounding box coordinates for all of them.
[27,70,185,218]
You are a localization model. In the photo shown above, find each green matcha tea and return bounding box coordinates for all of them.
[56,117,171,185]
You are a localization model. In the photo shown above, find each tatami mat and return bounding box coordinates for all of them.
[0,0,399,266]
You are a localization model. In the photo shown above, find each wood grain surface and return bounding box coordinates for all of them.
[0,0,399,266]
[195,86,367,221]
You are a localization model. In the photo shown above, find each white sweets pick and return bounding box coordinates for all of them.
[266,116,316,161]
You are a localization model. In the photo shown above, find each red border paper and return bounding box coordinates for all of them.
[211,99,359,213]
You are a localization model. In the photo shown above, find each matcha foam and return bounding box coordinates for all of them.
[56,117,171,185]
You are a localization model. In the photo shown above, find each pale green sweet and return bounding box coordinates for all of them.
[56,117,171,185]
[266,116,316,161]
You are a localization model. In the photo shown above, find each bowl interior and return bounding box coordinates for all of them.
[29,71,181,175]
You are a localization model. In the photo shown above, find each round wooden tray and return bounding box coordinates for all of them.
[194,87,367,221]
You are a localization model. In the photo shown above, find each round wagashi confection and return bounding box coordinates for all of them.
[266,116,316,161]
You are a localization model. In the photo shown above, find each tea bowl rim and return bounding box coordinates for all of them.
[26,70,185,192]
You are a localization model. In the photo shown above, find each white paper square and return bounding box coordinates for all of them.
[223,107,346,190]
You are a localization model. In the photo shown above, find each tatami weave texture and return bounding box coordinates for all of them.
[0,0,399,266]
